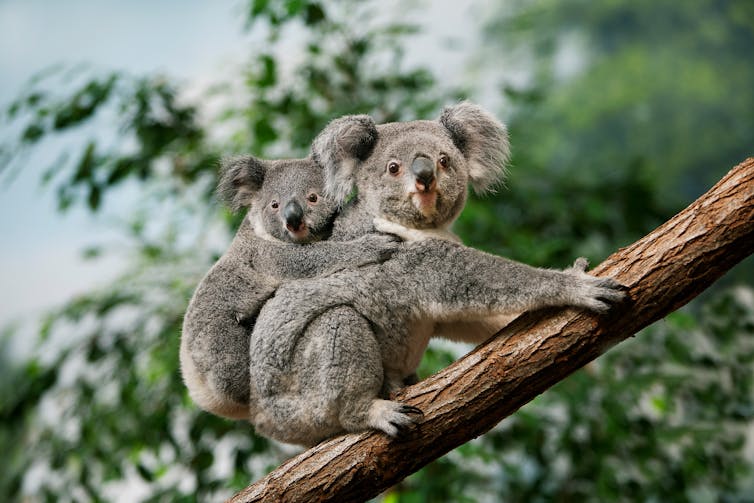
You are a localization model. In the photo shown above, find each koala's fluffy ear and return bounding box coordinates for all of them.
[311,115,378,204]
[439,102,510,194]
[217,155,267,211]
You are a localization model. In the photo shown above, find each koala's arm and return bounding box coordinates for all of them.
[251,239,626,371]
[432,314,520,344]
[383,240,627,320]
[374,218,516,344]
[251,233,399,279]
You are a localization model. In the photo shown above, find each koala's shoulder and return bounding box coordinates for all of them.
[330,203,374,240]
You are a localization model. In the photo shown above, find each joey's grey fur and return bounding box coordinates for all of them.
[180,156,397,419]
[247,102,625,447]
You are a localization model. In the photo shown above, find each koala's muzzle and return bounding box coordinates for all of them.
[411,156,436,193]
[283,201,305,232]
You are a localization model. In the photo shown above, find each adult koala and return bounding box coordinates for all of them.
[180,156,397,420]
[248,103,625,446]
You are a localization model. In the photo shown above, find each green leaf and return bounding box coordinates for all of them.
[87,184,101,211]
[251,0,269,17]
[81,246,102,259]
[253,117,278,144]
[21,124,45,143]
[304,3,325,25]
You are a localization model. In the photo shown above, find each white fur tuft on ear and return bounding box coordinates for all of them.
[311,114,378,205]
[439,101,510,194]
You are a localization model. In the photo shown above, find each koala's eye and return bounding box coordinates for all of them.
[307,193,319,203]
[270,200,279,210]
[387,161,401,175]
[438,154,449,168]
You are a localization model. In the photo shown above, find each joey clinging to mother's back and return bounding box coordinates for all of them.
[180,156,398,421]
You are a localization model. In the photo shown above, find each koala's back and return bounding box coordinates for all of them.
[183,253,278,370]
[181,222,279,418]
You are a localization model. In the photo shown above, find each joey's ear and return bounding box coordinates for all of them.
[217,155,267,211]
[311,114,378,204]
[439,101,510,194]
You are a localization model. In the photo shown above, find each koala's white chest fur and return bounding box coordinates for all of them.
[373,217,460,376]
[372,217,461,243]
[402,319,434,371]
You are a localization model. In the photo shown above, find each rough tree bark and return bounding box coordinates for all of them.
[229,158,754,503]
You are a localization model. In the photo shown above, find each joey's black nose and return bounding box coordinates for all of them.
[410,156,435,191]
[283,201,304,231]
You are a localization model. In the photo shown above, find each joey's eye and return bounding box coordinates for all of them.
[270,200,279,210]
[307,193,319,203]
[387,161,400,175]
[438,154,449,168]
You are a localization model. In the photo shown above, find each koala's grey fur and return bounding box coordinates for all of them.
[244,102,626,447]
[180,156,398,420]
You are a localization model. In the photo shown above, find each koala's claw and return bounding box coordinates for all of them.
[399,405,424,416]
[368,399,423,438]
[564,257,627,313]
[581,283,627,312]
[356,233,402,265]
[390,420,418,440]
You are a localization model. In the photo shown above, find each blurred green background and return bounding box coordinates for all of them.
[1,0,753,501]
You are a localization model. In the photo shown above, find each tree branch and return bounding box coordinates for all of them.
[229,158,754,503]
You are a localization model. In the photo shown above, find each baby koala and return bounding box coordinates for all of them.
[180,155,398,420]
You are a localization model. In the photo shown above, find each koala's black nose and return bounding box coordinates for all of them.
[410,156,436,192]
[283,201,304,231]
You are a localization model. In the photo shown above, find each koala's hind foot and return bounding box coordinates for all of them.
[364,399,424,438]
[564,257,627,313]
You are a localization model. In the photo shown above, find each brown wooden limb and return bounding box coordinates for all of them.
[229,158,754,503]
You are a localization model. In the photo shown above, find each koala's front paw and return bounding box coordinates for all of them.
[367,399,423,438]
[564,257,627,313]
[356,233,402,264]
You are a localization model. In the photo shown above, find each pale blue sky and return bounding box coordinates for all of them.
[0,0,251,325]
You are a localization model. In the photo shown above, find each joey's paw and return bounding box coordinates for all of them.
[367,399,423,438]
[357,233,402,263]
